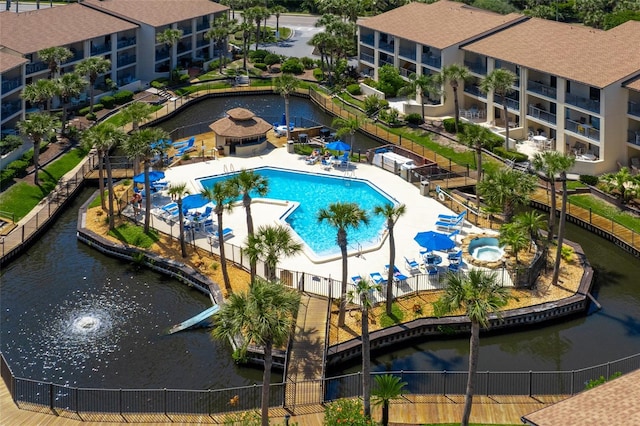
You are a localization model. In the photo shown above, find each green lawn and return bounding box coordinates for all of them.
[0,148,86,220]
[174,81,233,96]
[108,222,159,248]
[568,194,640,233]
[103,105,163,127]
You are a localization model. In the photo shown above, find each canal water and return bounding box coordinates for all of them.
[1,94,639,390]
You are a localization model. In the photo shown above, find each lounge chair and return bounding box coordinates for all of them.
[369,272,385,285]
[437,211,466,223]
[159,202,179,219]
[172,136,195,150]
[321,158,332,170]
[435,216,463,232]
[427,265,440,276]
[404,257,420,274]
[448,263,460,273]
[211,227,234,242]
[202,218,215,233]
[385,265,408,283]
[351,275,362,285]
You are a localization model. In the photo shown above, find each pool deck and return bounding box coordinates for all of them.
[143,142,490,289]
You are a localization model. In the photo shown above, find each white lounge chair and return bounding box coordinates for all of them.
[404,256,420,274]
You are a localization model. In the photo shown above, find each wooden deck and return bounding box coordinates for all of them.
[84,169,135,180]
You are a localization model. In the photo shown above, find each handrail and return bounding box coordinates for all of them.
[435,185,483,219]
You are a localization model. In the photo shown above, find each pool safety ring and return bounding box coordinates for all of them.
[438,192,446,202]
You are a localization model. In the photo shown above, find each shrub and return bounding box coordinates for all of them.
[363,95,383,116]
[281,57,304,74]
[206,59,221,72]
[85,112,97,121]
[8,159,29,176]
[377,64,404,97]
[580,174,599,186]
[264,54,280,68]
[493,146,529,162]
[405,113,424,125]
[248,49,269,63]
[21,150,33,164]
[443,117,457,133]
[100,95,115,109]
[150,79,168,89]
[301,56,315,69]
[323,399,377,426]
[313,67,325,81]
[346,84,361,95]
[0,168,16,188]
[362,77,377,88]
[113,90,134,104]
[253,62,267,71]
[485,133,506,150]
[93,103,104,112]
[78,106,91,116]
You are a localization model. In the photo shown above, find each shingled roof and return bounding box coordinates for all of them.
[0,4,137,55]
[209,108,272,139]
[0,50,28,73]
[82,0,228,28]
[358,0,525,50]
[463,18,640,88]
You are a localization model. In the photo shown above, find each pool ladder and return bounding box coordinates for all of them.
[223,163,235,173]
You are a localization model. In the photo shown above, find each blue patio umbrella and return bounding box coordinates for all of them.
[414,231,455,252]
[325,140,351,152]
[133,170,165,184]
[181,193,210,211]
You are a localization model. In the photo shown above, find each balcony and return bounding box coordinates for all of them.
[494,94,519,111]
[360,34,374,47]
[398,47,416,61]
[155,49,170,61]
[196,38,209,48]
[378,41,394,54]
[63,50,84,64]
[117,37,136,49]
[400,67,415,78]
[2,78,22,95]
[177,43,191,55]
[1,100,22,117]
[629,101,640,118]
[118,54,136,68]
[91,43,111,56]
[421,54,441,69]
[360,52,374,64]
[196,19,210,32]
[178,26,192,36]
[464,60,487,75]
[528,80,557,99]
[528,104,556,125]
[628,130,640,146]
[379,58,394,67]
[565,119,600,141]
[566,93,600,114]
[463,85,486,99]
[26,61,47,75]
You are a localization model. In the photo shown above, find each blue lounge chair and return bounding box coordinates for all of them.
[437,211,466,223]
[321,158,332,170]
[212,227,234,242]
[385,265,408,283]
[436,217,463,232]
[404,257,420,274]
[427,265,440,276]
[172,136,194,149]
[351,275,362,285]
[369,272,385,285]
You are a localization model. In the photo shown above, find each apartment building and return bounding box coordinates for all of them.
[0,0,228,135]
[357,1,640,174]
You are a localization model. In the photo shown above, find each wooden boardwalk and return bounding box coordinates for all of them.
[284,294,328,408]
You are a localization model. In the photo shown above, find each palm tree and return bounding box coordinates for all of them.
[331,116,358,152]
[37,46,72,79]
[552,154,576,286]
[532,151,566,243]
[477,168,537,223]
[17,111,60,185]
[372,374,407,426]
[76,56,111,113]
[480,69,517,150]
[317,202,370,327]
[122,127,169,232]
[81,123,126,224]
[238,21,254,71]
[459,124,493,211]
[271,5,288,43]
[274,74,300,141]
[167,183,190,258]
[499,222,529,264]
[374,203,406,315]
[400,73,440,120]
[56,72,87,133]
[347,277,380,419]
[22,78,58,111]
[440,64,471,134]
[434,270,510,426]
[309,31,332,81]
[599,166,638,205]
[247,6,270,51]
[229,169,269,281]
[212,277,300,426]
[201,181,238,294]
[244,224,302,281]
[205,15,237,73]
[514,210,546,251]
[156,28,184,75]
[120,101,156,132]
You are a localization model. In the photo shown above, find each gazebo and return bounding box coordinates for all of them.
[209,108,272,156]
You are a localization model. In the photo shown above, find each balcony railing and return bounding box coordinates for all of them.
[379,59,394,68]
[63,50,84,64]
[628,130,640,146]
[196,20,210,31]
[566,93,600,114]
[177,43,191,55]
[1,78,22,94]
[463,85,486,99]
[1,100,22,117]
[26,61,47,75]
[196,38,209,48]
[91,43,111,56]
[494,94,520,111]
[378,41,394,53]
[528,80,557,99]
[399,47,416,61]
[400,67,415,78]
[359,52,374,64]
[360,34,374,46]
[117,75,136,86]
[178,26,192,36]
[464,60,486,75]
[629,101,640,118]
[155,49,170,61]
[528,104,556,124]
[118,54,136,68]
[117,37,136,49]
[565,119,600,141]
[421,55,441,69]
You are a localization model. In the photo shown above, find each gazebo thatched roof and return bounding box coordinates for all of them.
[209,108,272,139]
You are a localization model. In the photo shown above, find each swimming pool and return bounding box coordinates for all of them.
[198,167,396,257]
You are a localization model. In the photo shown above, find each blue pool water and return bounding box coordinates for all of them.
[198,167,396,257]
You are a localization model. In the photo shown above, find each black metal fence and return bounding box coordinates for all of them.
[3,351,638,420]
